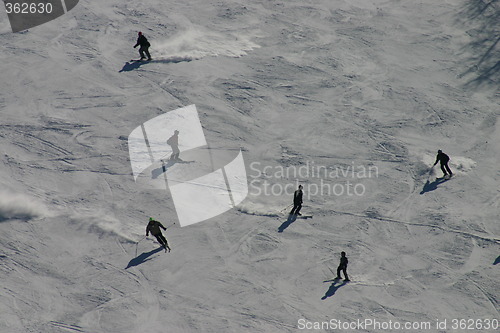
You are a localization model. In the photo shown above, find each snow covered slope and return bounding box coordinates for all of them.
[0,0,498,332]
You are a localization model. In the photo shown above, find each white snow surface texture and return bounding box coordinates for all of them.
[0,0,498,332]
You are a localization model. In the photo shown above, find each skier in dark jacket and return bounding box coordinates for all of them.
[336,251,349,281]
[290,184,303,215]
[167,130,180,161]
[133,31,152,61]
[433,149,453,178]
[146,217,171,252]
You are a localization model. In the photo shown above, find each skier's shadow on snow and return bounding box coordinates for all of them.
[125,246,164,269]
[119,61,147,72]
[278,214,297,233]
[494,256,500,265]
[321,280,347,300]
[151,160,176,179]
[420,178,449,194]
[151,159,195,179]
[119,57,193,72]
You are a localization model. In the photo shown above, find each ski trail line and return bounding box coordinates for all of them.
[331,210,500,243]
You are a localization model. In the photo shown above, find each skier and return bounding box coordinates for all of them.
[133,31,152,61]
[336,251,349,281]
[432,149,453,178]
[289,184,303,216]
[146,217,171,252]
[167,130,180,161]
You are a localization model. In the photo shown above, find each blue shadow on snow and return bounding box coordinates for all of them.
[125,246,164,269]
[151,159,195,179]
[119,57,193,72]
[321,280,347,300]
[420,178,449,194]
[278,214,297,233]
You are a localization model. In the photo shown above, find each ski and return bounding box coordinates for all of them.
[323,277,350,283]
[343,281,395,287]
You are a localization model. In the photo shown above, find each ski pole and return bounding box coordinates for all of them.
[135,236,146,256]
[165,222,176,230]
[427,166,434,180]
[279,204,293,213]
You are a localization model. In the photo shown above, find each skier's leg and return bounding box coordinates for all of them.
[290,204,296,215]
[336,266,342,279]
[160,235,171,251]
[145,47,152,60]
[440,164,447,176]
[159,234,170,251]
[343,267,349,281]
[155,235,165,247]
[139,47,146,59]
[445,163,452,176]
[295,203,302,215]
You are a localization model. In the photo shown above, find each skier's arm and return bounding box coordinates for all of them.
[146,224,150,236]
[133,38,140,48]
[159,222,167,230]
[433,155,439,166]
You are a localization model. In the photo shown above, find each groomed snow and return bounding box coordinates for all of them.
[0,0,498,332]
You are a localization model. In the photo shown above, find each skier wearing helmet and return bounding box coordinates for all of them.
[133,31,152,61]
[146,217,171,252]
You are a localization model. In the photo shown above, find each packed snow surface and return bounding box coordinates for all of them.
[0,0,498,332]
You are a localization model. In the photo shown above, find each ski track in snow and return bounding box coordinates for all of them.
[0,0,499,332]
